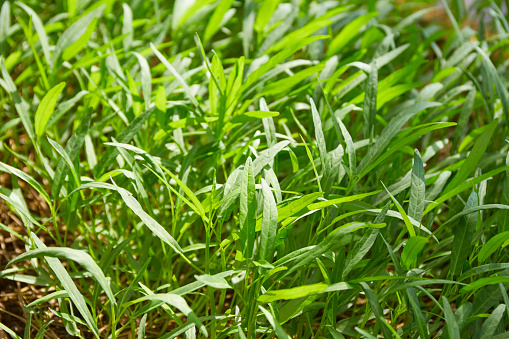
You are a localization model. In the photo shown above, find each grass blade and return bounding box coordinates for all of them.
[52,108,92,198]
[138,314,147,339]
[258,178,277,262]
[401,236,427,269]
[310,97,327,169]
[357,102,441,175]
[408,149,425,225]
[259,305,291,339]
[30,233,99,337]
[444,118,498,194]
[449,192,478,276]
[127,294,208,337]
[132,52,152,111]
[382,182,415,237]
[93,107,154,177]
[442,296,460,339]
[363,61,377,140]
[0,57,35,140]
[359,282,397,338]
[15,2,51,67]
[204,0,234,43]
[52,6,104,68]
[474,304,506,339]
[478,231,509,263]
[151,43,201,110]
[240,157,256,259]
[34,82,66,138]
[112,182,184,256]
[7,247,115,306]
[327,12,378,57]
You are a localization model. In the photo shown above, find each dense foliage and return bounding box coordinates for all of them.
[1,0,509,338]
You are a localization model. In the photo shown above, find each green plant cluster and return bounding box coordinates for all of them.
[1,0,509,338]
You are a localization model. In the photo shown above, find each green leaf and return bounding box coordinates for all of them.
[472,44,509,122]
[112,182,184,254]
[265,6,348,55]
[363,61,377,140]
[252,141,290,175]
[53,6,104,67]
[159,165,206,219]
[327,12,378,57]
[307,191,380,210]
[254,0,280,32]
[93,107,154,177]
[194,274,230,289]
[240,157,256,259]
[259,305,291,339]
[0,323,22,339]
[16,2,51,67]
[444,118,498,194]
[260,63,325,97]
[277,222,381,280]
[260,97,276,148]
[0,2,10,52]
[229,111,279,124]
[408,149,425,225]
[354,327,377,339]
[438,205,509,231]
[321,144,344,197]
[122,4,133,52]
[310,97,327,168]
[62,17,98,61]
[450,192,478,276]
[478,231,509,263]
[8,247,115,306]
[52,108,92,198]
[401,236,427,269]
[241,36,327,94]
[406,287,429,339]
[164,116,218,130]
[357,102,442,175]
[34,82,66,138]
[204,0,235,43]
[30,233,99,337]
[452,88,476,152]
[27,290,69,308]
[138,314,147,339]
[45,90,89,132]
[258,283,328,303]
[474,304,506,339]
[34,320,53,339]
[382,182,416,237]
[150,43,201,110]
[343,227,380,278]
[359,282,396,338]
[24,313,32,339]
[0,162,51,206]
[242,0,255,58]
[442,296,460,339]
[273,192,323,225]
[258,178,277,262]
[500,153,509,232]
[459,263,509,281]
[0,57,35,140]
[460,276,509,294]
[132,52,152,111]
[424,166,509,215]
[47,137,79,187]
[127,293,207,337]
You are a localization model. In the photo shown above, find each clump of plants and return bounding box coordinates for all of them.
[1,0,509,338]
